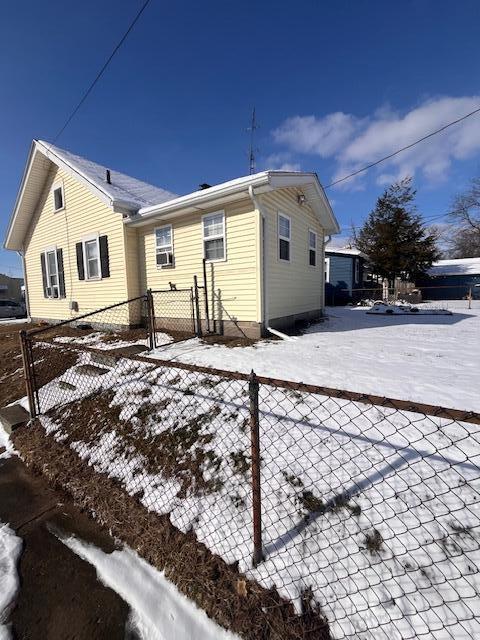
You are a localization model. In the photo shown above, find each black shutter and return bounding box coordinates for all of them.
[76,242,85,280]
[99,235,110,278]
[57,248,66,298]
[40,253,48,297]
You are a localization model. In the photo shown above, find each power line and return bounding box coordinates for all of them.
[325,105,480,189]
[337,212,450,233]
[52,0,151,143]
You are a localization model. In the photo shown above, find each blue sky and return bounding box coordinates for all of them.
[1,0,480,275]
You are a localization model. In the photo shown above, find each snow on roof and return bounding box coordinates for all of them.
[326,246,365,257]
[428,257,480,277]
[37,140,178,210]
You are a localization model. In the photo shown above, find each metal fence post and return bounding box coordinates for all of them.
[202,258,211,333]
[146,289,155,350]
[19,330,36,419]
[193,276,202,338]
[249,370,264,567]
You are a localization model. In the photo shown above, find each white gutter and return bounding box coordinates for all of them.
[135,173,272,222]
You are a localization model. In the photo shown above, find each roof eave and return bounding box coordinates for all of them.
[4,140,37,251]
[127,171,340,234]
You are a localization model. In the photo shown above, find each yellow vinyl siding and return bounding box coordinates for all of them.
[262,187,325,321]
[138,199,260,323]
[23,165,131,323]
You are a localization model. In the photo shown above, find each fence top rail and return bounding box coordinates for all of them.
[26,295,147,337]
[129,354,480,426]
[150,288,193,293]
[24,337,480,425]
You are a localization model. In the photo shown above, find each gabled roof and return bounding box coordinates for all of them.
[127,170,340,235]
[4,140,340,251]
[4,139,177,250]
[428,257,480,277]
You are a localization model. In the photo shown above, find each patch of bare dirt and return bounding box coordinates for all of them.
[0,323,77,408]
[13,423,332,640]
[0,456,134,640]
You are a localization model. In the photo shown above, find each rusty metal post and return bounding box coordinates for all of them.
[19,330,36,419]
[202,258,211,333]
[249,370,264,567]
[193,276,202,338]
[146,290,155,350]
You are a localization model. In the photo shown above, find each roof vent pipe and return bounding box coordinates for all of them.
[106,169,111,184]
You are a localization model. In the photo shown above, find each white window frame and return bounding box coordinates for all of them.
[324,257,330,283]
[52,181,65,212]
[44,246,60,299]
[354,258,360,283]
[278,212,291,262]
[308,229,317,267]
[202,211,226,262]
[81,235,101,281]
[155,224,174,268]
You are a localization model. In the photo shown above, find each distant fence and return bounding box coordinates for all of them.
[18,322,480,639]
[332,283,479,305]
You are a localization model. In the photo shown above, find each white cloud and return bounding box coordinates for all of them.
[272,96,480,190]
[264,152,301,172]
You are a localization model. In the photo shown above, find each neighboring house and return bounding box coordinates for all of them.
[324,247,367,305]
[417,258,480,300]
[4,140,339,337]
[0,273,24,303]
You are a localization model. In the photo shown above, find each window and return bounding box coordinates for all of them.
[83,238,100,280]
[53,183,64,211]
[155,225,174,267]
[324,257,330,283]
[45,249,59,298]
[278,213,291,261]
[354,258,360,283]
[203,212,225,261]
[309,230,317,266]
[76,236,110,281]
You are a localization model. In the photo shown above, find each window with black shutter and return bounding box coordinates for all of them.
[76,236,110,280]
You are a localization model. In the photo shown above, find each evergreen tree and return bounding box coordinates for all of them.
[355,177,440,285]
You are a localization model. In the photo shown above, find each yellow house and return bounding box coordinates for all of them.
[4,140,339,338]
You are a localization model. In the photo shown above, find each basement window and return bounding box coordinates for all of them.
[203,211,225,261]
[278,213,291,262]
[53,183,64,211]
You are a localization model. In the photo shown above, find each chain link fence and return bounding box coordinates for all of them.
[16,325,480,639]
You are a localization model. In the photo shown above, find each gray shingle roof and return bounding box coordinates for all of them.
[38,140,178,210]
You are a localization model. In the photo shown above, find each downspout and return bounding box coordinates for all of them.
[248,185,267,332]
[17,249,30,318]
[248,185,295,341]
[323,234,332,312]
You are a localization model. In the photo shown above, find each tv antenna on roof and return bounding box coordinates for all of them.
[247,107,258,175]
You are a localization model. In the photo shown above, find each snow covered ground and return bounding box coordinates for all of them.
[61,535,239,640]
[36,341,480,640]
[0,524,21,640]
[151,300,480,412]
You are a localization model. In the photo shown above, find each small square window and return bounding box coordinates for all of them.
[53,185,64,211]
